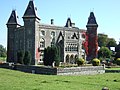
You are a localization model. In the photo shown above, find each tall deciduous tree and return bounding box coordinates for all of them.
[115,42,120,60]
[98,34,108,47]
[98,33,117,48]
[107,38,117,48]
[0,44,7,57]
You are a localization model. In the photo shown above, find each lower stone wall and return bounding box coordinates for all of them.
[105,70,120,73]
[0,63,57,75]
[0,63,105,75]
[57,66,105,75]
[14,65,57,75]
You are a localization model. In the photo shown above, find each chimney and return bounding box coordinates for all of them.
[51,19,54,25]
[72,23,75,27]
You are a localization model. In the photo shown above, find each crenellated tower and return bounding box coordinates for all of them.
[86,12,98,61]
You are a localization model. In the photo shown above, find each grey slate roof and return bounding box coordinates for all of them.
[65,18,72,27]
[23,0,40,20]
[7,10,19,25]
[87,12,98,26]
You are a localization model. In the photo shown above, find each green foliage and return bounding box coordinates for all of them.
[0,57,6,62]
[0,44,6,57]
[23,51,31,65]
[0,68,120,90]
[76,58,85,66]
[107,38,117,47]
[114,51,120,60]
[115,43,120,52]
[92,58,100,66]
[43,46,60,66]
[17,51,24,64]
[116,58,120,65]
[98,34,108,47]
[75,55,78,64]
[98,34,117,47]
[54,46,60,67]
[98,47,112,59]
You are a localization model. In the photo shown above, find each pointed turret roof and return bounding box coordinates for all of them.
[23,0,40,20]
[86,12,98,27]
[65,18,72,27]
[7,10,20,25]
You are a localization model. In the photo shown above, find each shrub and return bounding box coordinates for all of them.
[43,46,60,66]
[77,58,85,66]
[75,55,78,64]
[17,51,24,64]
[116,58,120,65]
[92,58,100,66]
[23,51,31,65]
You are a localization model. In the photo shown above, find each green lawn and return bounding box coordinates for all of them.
[106,67,120,70]
[0,68,120,90]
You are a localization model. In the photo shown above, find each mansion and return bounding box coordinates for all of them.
[6,0,98,65]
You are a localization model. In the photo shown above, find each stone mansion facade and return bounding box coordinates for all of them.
[6,0,98,65]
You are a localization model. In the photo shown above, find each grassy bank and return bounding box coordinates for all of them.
[0,68,120,90]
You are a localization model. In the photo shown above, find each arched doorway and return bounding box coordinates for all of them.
[66,54,70,63]
[70,54,75,64]
[75,54,78,64]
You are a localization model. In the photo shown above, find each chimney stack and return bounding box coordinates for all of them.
[51,19,54,25]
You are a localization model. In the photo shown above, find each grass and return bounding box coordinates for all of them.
[106,67,120,70]
[0,68,120,90]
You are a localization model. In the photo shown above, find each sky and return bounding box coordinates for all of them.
[0,0,120,48]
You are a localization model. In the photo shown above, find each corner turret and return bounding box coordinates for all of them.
[22,0,40,65]
[23,0,40,20]
[86,12,98,27]
[7,10,20,26]
[86,12,98,61]
[6,10,20,63]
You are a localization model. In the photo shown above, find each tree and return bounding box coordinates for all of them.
[43,46,54,66]
[107,38,117,48]
[54,46,60,66]
[98,47,112,60]
[43,48,48,65]
[0,44,7,57]
[98,34,108,47]
[23,51,31,65]
[98,33,117,48]
[43,46,60,66]
[17,51,24,64]
[115,43,120,60]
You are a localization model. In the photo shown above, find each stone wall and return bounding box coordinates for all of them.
[14,65,57,75]
[57,66,105,75]
[0,63,57,75]
[105,70,120,73]
[0,63,105,75]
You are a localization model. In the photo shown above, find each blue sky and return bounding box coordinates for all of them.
[0,0,120,47]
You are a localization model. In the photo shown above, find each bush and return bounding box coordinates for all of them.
[92,58,100,66]
[43,46,60,66]
[23,51,31,65]
[116,58,120,65]
[17,51,24,64]
[77,58,85,66]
